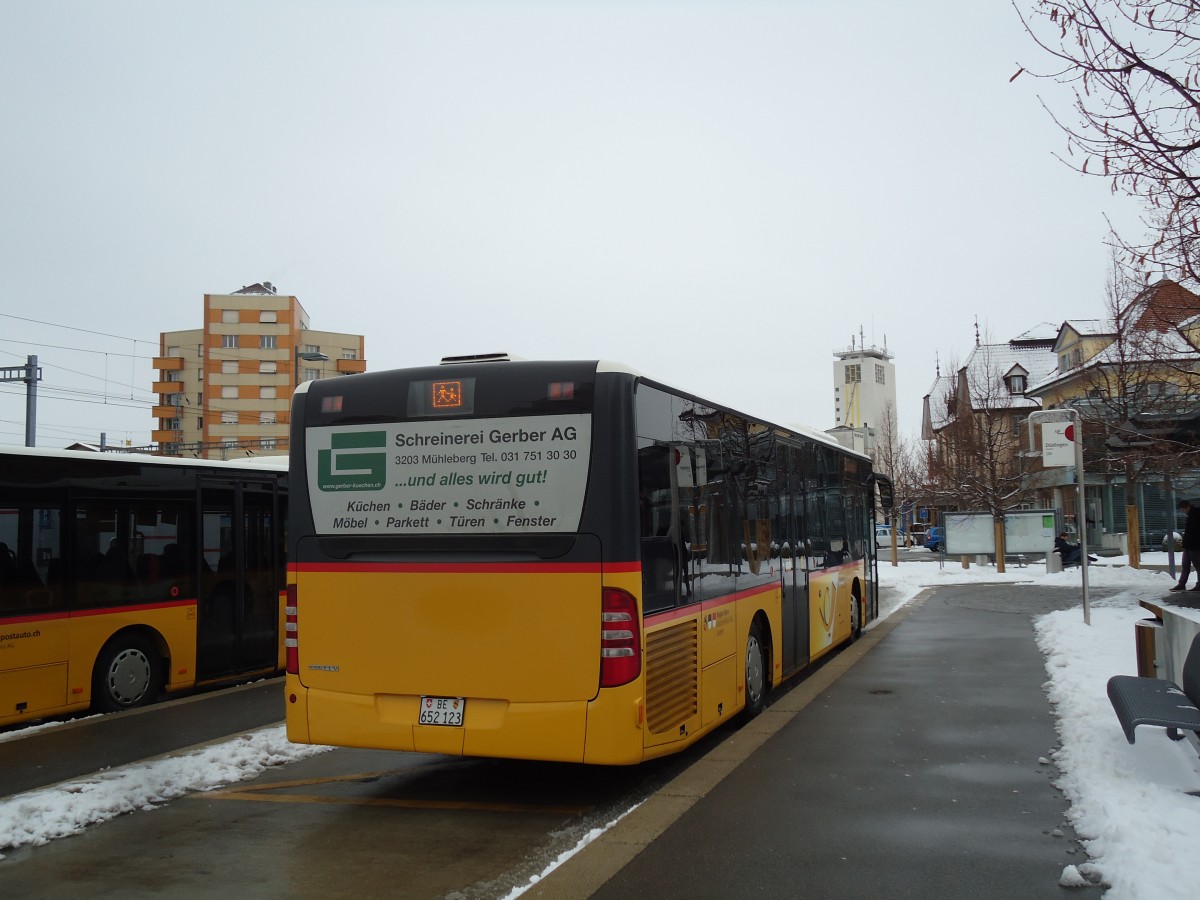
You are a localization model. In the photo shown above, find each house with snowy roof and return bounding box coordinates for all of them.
[920,324,1060,520]
[1024,280,1200,552]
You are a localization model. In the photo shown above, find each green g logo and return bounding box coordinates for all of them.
[318,431,387,491]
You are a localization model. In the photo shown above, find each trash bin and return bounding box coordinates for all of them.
[1047,551,1062,574]
[1134,618,1163,678]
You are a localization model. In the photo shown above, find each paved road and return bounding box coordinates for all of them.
[534,584,1107,899]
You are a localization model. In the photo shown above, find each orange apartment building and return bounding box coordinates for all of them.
[151,282,366,458]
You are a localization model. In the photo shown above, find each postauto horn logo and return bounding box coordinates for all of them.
[317,431,387,492]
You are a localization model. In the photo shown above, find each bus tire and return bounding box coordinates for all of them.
[92,633,163,713]
[742,620,768,721]
[850,590,862,642]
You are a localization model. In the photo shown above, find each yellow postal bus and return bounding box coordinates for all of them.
[0,447,287,726]
[285,356,891,763]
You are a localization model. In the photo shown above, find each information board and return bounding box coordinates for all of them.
[1004,510,1058,553]
[943,510,1058,555]
[944,513,996,555]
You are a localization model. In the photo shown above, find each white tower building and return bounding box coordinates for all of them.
[831,331,897,457]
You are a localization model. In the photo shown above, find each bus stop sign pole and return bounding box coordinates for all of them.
[1029,409,1090,625]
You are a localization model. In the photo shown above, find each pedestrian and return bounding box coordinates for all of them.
[1055,531,1082,565]
[1170,498,1200,591]
[1054,531,1097,566]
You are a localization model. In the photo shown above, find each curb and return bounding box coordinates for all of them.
[522,591,930,899]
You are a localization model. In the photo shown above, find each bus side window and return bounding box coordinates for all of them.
[77,504,139,606]
[0,540,17,613]
[0,507,58,612]
[638,443,677,612]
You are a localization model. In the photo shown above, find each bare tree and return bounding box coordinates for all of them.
[924,337,1048,570]
[876,402,928,545]
[873,401,902,486]
[927,344,1042,518]
[1051,257,1200,560]
[1014,1,1200,278]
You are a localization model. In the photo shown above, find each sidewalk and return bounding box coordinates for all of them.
[533,584,1099,899]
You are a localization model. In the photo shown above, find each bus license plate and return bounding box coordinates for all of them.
[419,696,465,726]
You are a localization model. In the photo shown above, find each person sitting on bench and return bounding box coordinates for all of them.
[1055,532,1096,565]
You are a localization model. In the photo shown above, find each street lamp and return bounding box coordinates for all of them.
[295,348,329,386]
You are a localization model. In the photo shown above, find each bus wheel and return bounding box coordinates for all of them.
[742,621,767,721]
[92,635,162,712]
[850,593,862,641]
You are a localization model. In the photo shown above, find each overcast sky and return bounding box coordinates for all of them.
[0,0,1142,450]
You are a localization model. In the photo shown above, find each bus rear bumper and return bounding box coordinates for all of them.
[286,678,592,762]
[286,677,651,765]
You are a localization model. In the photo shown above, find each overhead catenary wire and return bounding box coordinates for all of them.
[0,309,332,449]
[0,312,155,345]
[0,312,159,442]
[0,338,157,361]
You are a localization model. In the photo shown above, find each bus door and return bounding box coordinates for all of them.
[197,480,280,679]
[0,502,69,720]
[773,448,807,675]
[867,474,894,620]
[783,505,811,674]
[785,558,809,673]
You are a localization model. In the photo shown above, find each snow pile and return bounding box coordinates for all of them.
[0,726,329,857]
[1037,603,1200,898]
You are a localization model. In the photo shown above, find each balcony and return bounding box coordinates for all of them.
[152,405,181,419]
[336,358,367,375]
[152,429,183,444]
[153,356,185,371]
[152,380,185,394]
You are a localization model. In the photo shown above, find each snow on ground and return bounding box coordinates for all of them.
[0,726,329,859]
[1,554,1198,898]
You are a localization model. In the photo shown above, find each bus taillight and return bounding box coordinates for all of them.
[600,588,640,687]
[285,584,299,675]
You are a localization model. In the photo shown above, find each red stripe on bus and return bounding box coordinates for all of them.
[644,582,779,626]
[0,598,196,626]
[0,610,71,626]
[290,561,638,575]
[70,599,196,618]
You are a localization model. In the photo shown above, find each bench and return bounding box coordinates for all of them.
[1051,549,1096,569]
[1107,632,1200,744]
[1054,550,1079,568]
